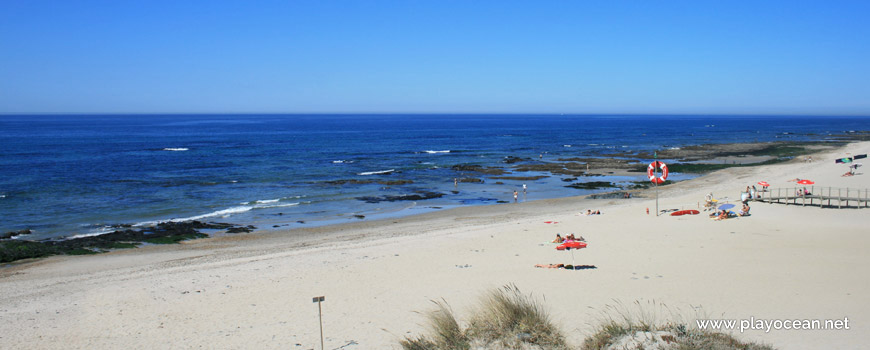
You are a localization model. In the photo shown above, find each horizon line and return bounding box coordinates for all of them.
[3,112,870,117]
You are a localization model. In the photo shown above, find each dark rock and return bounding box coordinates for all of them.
[1,229,31,240]
[353,215,365,219]
[513,163,586,176]
[0,221,254,263]
[565,181,617,190]
[356,191,444,203]
[226,225,256,234]
[490,175,549,181]
[502,156,531,164]
[450,164,507,175]
[0,240,58,262]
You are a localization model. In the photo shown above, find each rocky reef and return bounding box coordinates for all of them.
[1,221,256,263]
[356,191,445,203]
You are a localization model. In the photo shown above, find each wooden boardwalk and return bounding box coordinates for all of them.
[752,187,870,209]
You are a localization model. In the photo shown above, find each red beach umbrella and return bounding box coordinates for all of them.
[797,179,815,185]
[556,241,587,268]
[757,181,770,187]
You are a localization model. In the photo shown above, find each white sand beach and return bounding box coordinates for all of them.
[2,142,868,349]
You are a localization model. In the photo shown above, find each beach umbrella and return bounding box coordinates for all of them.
[718,203,735,210]
[757,181,770,187]
[556,241,587,268]
[797,179,815,185]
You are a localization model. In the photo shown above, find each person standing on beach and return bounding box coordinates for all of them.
[513,190,518,203]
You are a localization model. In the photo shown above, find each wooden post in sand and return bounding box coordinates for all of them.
[313,296,325,350]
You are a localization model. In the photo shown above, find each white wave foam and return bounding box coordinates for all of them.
[332,160,355,164]
[133,202,302,228]
[69,228,117,239]
[358,169,395,176]
[255,199,280,204]
[163,148,189,152]
[424,150,450,154]
[563,144,572,147]
[0,194,5,198]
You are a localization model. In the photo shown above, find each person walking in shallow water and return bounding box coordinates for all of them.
[513,190,518,203]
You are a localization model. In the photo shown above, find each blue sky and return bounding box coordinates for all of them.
[1,1,869,115]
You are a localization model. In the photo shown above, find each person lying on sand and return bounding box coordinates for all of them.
[552,234,564,243]
[534,264,565,268]
[565,234,586,242]
[713,210,729,221]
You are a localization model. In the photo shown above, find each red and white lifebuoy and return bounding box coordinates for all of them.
[647,161,668,184]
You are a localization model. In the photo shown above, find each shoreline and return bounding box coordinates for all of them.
[1,140,869,349]
[2,138,857,256]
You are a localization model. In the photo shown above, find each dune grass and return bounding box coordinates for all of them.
[401,291,776,350]
[581,300,776,350]
[400,284,569,350]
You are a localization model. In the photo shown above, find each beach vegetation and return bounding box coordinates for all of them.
[401,284,569,350]
[401,293,776,350]
[400,300,469,350]
[581,300,776,350]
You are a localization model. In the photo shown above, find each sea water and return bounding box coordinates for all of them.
[1,114,868,240]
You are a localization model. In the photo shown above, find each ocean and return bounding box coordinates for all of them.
[1,114,868,240]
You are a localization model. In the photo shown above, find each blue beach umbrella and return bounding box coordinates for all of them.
[718,203,735,210]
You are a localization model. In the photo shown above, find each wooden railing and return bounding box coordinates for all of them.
[752,187,870,208]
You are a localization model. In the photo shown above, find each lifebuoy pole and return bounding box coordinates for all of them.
[655,154,659,217]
